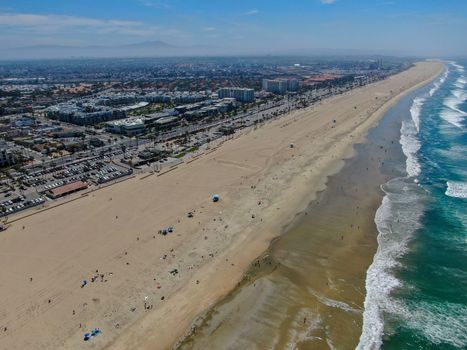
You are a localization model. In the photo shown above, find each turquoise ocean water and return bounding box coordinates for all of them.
[358,61,467,350]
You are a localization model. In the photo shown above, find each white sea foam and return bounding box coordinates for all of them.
[396,93,427,178]
[454,76,466,89]
[358,64,466,350]
[437,145,467,163]
[308,289,360,313]
[429,65,466,130]
[400,120,421,177]
[450,61,465,88]
[452,89,466,101]
[446,181,467,199]
[429,69,448,96]
[440,108,465,129]
[409,97,425,132]
[440,70,448,83]
[440,82,466,129]
[444,96,467,117]
[386,299,467,348]
[357,179,426,350]
[454,81,464,89]
[452,62,465,73]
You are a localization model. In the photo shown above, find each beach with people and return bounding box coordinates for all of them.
[0,61,443,350]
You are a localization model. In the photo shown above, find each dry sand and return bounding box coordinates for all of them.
[0,61,443,350]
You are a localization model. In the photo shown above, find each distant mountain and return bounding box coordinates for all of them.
[0,40,217,60]
[119,40,175,49]
[0,41,410,60]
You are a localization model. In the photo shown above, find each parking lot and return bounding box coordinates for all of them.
[0,195,45,217]
[0,154,133,217]
[21,156,131,190]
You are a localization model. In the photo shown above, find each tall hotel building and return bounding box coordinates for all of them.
[262,78,299,94]
[218,88,255,103]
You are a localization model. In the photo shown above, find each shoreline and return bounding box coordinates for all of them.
[0,62,443,350]
[104,61,445,350]
[171,62,446,349]
[175,74,435,349]
[177,112,392,350]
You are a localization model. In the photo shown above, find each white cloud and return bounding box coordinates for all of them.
[138,0,171,9]
[0,12,184,40]
[0,13,145,33]
[246,9,259,16]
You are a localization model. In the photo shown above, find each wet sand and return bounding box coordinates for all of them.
[176,83,429,349]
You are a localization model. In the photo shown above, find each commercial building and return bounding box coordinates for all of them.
[0,142,18,167]
[122,147,168,167]
[106,117,145,136]
[47,181,88,199]
[153,116,180,130]
[218,88,255,103]
[47,103,118,126]
[89,138,105,147]
[96,91,207,105]
[302,74,339,85]
[286,79,299,91]
[144,110,179,128]
[14,115,36,128]
[262,78,299,94]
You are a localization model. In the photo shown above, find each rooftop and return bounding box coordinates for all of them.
[49,181,88,197]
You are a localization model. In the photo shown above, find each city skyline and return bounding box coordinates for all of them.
[0,0,466,58]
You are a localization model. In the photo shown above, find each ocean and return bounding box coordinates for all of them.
[358,61,467,350]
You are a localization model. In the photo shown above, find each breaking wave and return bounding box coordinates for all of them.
[446,181,467,199]
[409,97,425,132]
[399,91,429,178]
[387,299,467,348]
[429,69,448,96]
[440,71,466,129]
[357,178,427,350]
[400,120,421,178]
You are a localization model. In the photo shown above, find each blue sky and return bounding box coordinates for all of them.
[0,0,466,56]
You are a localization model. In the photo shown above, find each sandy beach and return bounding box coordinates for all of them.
[176,81,423,350]
[0,61,443,350]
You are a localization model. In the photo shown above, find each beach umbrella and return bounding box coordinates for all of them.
[212,194,220,202]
